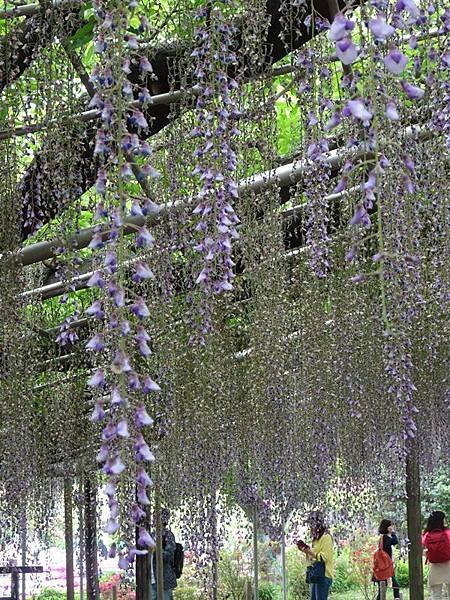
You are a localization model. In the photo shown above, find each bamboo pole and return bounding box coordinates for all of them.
[17,123,431,271]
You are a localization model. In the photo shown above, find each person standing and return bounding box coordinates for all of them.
[373,519,401,600]
[151,508,177,600]
[422,511,450,600]
[297,511,334,600]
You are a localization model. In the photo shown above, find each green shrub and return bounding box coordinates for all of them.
[258,581,278,600]
[35,590,81,600]
[331,558,354,593]
[286,548,309,600]
[394,559,429,588]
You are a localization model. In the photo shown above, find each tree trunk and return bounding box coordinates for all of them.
[64,478,75,600]
[406,442,424,600]
[84,479,100,600]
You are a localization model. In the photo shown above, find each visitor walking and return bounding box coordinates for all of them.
[373,519,401,600]
[151,508,177,600]
[297,511,334,600]
[422,511,450,600]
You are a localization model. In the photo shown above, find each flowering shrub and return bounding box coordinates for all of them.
[99,573,135,600]
[349,540,377,600]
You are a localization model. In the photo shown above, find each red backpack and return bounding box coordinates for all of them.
[373,537,394,581]
[423,529,450,564]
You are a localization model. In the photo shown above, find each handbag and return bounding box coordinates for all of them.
[306,558,325,584]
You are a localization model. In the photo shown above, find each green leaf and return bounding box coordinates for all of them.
[70,17,95,49]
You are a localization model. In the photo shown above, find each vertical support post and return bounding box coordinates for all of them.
[154,472,164,600]
[84,479,100,600]
[281,524,287,600]
[20,512,26,600]
[252,507,258,600]
[406,442,424,600]
[64,478,75,600]
[209,485,218,600]
[379,580,387,600]
[136,485,151,600]
[78,488,85,600]
[11,569,19,600]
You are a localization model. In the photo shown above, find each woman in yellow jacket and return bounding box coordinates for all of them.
[297,512,334,600]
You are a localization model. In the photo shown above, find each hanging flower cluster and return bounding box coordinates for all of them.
[190,1,241,342]
[86,0,161,567]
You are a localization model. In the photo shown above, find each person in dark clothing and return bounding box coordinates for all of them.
[151,508,177,600]
[374,519,401,600]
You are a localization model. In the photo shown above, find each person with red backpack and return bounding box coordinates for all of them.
[372,519,401,600]
[422,511,450,600]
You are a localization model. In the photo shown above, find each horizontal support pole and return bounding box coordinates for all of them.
[17,123,431,277]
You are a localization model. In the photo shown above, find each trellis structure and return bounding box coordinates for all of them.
[0,1,449,600]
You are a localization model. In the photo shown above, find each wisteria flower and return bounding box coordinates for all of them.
[86,333,105,352]
[136,226,154,248]
[343,99,373,123]
[335,38,358,65]
[88,232,104,250]
[131,297,150,319]
[135,403,154,427]
[369,15,395,40]
[104,481,116,498]
[328,13,355,41]
[136,467,153,487]
[137,485,151,506]
[384,48,408,74]
[87,270,105,289]
[143,375,161,393]
[86,300,104,320]
[117,419,130,438]
[131,504,146,523]
[104,250,118,273]
[109,456,126,475]
[396,0,420,20]
[104,519,120,535]
[90,402,106,422]
[111,386,126,406]
[138,528,155,549]
[96,444,109,462]
[111,350,132,374]
[350,203,371,227]
[386,101,400,120]
[102,422,117,442]
[135,434,155,462]
[128,371,141,390]
[88,368,105,389]
[132,261,154,282]
[401,80,425,99]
